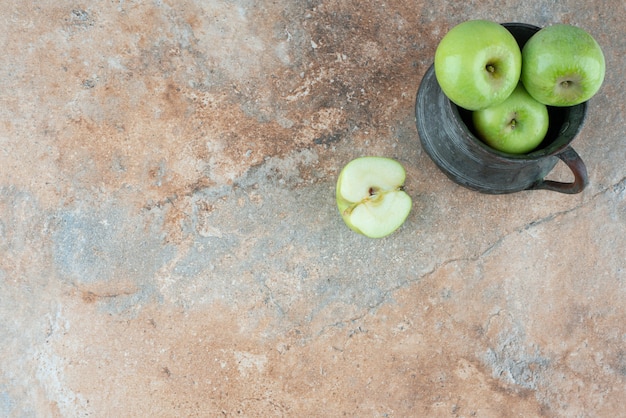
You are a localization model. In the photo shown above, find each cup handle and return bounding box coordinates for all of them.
[530,146,588,194]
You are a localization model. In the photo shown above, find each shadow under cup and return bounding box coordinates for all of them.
[415,22,588,194]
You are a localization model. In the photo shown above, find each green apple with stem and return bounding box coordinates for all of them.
[434,20,522,111]
[336,157,412,238]
[521,24,605,106]
[472,83,549,154]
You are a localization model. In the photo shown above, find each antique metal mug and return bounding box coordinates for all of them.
[415,23,588,194]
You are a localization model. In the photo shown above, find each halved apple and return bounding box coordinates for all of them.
[336,157,412,238]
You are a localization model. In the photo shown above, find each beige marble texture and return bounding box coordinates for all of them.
[1,0,625,416]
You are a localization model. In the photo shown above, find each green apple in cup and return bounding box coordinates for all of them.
[521,24,605,106]
[336,157,412,238]
[472,83,549,154]
[434,20,522,111]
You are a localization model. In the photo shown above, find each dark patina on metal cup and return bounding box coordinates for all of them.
[415,23,588,194]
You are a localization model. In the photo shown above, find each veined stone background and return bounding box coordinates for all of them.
[1,1,624,416]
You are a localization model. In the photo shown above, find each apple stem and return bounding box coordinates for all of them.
[560,80,571,88]
[486,64,496,73]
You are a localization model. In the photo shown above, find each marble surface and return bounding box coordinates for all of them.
[1,1,625,416]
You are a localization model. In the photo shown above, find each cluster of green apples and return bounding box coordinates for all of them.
[434,20,605,154]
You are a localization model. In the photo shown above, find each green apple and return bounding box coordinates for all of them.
[434,20,522,111]
[336,157,412,238]
[472,83,549,154]
[521,24,605,106]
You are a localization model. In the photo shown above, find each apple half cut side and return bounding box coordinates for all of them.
[336,157,412,238]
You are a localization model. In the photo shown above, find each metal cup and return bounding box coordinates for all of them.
[415,23,588,194]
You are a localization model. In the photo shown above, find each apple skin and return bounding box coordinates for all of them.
[434,20,522,111]
[521,24,605,106]
[336,157,412,238]
[472,83,549,154]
